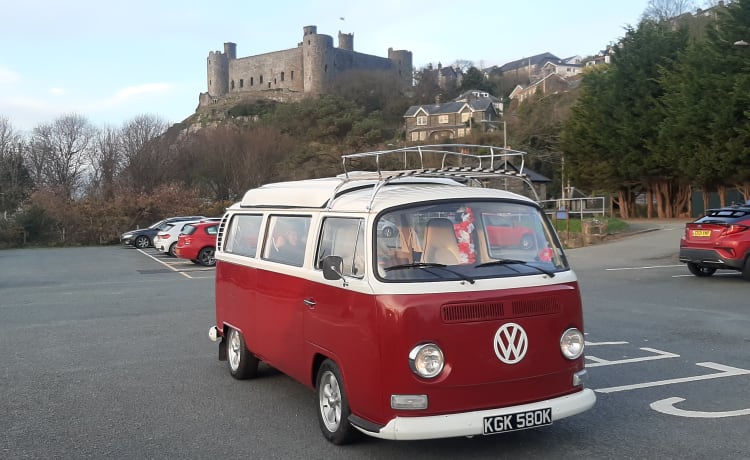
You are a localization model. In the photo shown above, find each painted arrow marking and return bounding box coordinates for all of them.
[595,362,750,394]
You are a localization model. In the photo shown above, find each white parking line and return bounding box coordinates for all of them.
[137,249,195,279]
[605,264,683,271]
[586,347,679,368]
[595,362,750,394]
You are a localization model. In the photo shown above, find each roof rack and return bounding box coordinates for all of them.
[331,144,539,209]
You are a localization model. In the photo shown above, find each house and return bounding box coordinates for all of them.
[403,90,502,142]
[492,52,561,84]
[539,60,584,79]
[423,62,463,90]
[508,73,579,105]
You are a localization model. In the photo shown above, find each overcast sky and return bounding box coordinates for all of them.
[0,0,655,132]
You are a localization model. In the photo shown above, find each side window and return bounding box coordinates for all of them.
[317,217,365,277]
[263,215,311,266]
[225,214,262,257]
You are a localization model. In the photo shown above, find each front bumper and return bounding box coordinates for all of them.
[354,388,596,441]
[679,248,744,270]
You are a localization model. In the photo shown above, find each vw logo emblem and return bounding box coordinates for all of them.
[493,322,528,364]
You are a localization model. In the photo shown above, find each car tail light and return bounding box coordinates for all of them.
[158,233,169,239]
[722,225,748,236]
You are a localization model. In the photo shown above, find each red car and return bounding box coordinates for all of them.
[483,214,536,249]
[679,205,750,280]
[175,221,219,266]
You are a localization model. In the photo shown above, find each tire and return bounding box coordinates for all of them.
[316,359,359,445]
[168,242,178,257]
[226,327,258,380]
[134,235,150,249]
[382,226,394,238]
[198,247,216,266]
[520,234,534,250]
[687,263,716,277]
[190,259,200,265]
[742,256,750,281]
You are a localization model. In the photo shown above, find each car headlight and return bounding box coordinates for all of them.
[560,328,585,360]
[409,343,444,379]
[122,233,133,238]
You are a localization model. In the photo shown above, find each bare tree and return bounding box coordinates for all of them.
[27,114,95,198]
[88,125,122,199]
[643,0,696,22]
[119,114,170,191]
[0,117,32,217]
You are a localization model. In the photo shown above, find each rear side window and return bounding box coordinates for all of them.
[263,215,311,266]
[206,225,218,235]
[225,214,262,257]
[182,225,197,236]
[317,218,365,277]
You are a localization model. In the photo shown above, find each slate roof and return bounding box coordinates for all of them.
[498,52,560,72]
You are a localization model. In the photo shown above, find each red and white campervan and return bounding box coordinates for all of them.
[210,145,595,444]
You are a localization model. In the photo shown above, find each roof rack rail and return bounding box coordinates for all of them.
[334,144,539,208]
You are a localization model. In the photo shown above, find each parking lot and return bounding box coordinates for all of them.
[1,225,748,459]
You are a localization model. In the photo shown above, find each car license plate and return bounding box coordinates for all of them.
[483,408,552,435]
[692,230,711,237]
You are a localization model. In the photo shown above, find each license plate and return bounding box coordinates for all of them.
[692,230,711,237]
[483,408,552,435]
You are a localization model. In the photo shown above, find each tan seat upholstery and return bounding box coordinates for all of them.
[421,218,461,265]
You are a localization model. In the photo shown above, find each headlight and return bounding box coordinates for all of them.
[409,343,444,379]
[560,328,585,360]
[122,233,133,238]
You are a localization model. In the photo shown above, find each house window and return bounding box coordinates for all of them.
[438,115,449,124]
[411,132,420,141]
[461,112,470,123]
[458,128,465,137]
[419,131,427,141]
[417,116,427,126]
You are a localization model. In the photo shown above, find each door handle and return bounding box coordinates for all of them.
[303,298,316,309]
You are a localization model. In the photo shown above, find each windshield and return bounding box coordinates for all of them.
[375,200,568,282]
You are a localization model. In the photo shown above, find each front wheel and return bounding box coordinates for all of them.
[742,257,750,281]
[226,327,258,380]
[687,263,716,277]
[316,359,359,445]
[520,234,534,250]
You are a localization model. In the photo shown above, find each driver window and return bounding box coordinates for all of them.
[317,218,365,277]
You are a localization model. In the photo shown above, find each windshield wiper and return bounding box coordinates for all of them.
[384,262,475,284]
[475,259,555,278]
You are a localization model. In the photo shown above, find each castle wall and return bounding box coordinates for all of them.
[228,48,304,95]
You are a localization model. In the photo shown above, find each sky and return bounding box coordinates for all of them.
[0,0,653,133]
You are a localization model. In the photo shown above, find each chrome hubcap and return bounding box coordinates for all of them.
[228,330,241,371]
[319,370,342,432]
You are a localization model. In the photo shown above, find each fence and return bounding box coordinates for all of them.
[539,197,607,219]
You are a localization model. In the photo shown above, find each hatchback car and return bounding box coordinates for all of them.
[120,216,205,249]
[175,221,219,266]
[154,219,204,256]
[679,205,750,280]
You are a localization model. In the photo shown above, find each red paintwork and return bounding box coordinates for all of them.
[486,223,534,247]
[175,222,217,261]
[216,260,586,429]
[681,221,750,261]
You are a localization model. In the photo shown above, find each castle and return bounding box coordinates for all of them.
[199,25,413,107]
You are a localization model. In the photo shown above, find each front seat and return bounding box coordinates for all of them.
[421,218,461,265]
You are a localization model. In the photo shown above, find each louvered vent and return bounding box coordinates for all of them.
[216,216,228,250]
[442,302,505,323]
[511,297,561,317]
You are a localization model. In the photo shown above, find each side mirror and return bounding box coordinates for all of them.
[322,255,345,281]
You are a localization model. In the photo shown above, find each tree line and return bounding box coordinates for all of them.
[561,0,750,218]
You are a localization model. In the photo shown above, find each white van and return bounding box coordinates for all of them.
[210,144,595,444]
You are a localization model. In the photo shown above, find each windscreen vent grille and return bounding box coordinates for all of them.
[442,302,504,323]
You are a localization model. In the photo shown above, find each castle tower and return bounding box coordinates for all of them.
[206,42,235,97]
[388,48,413,87]
[302,26,334,95]
[338,31,353,51]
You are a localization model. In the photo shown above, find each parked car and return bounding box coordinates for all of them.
[154,219,205,256]
[120,216,205,249]
[679,205,750,280]
[483,214,536,249]
[175,221,220,266]
[377,219,398,237]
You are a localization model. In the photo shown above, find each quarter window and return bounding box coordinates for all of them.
[225,214,262,257]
